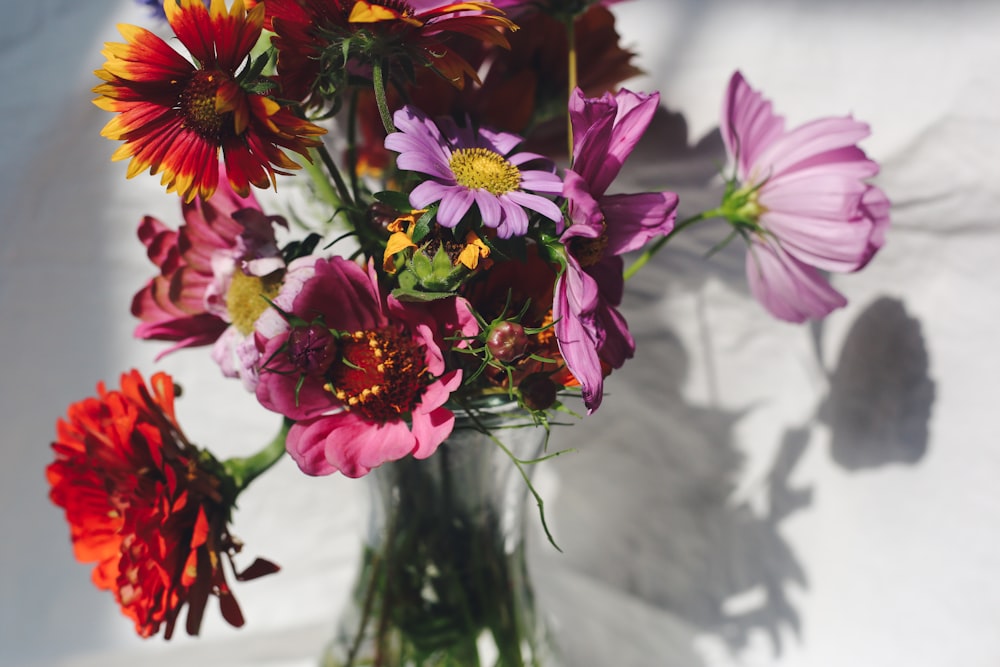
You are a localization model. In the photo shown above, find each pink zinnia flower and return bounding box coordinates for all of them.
[131,176,287,388]
[384,105,563,238]
[254,256,478,478]
[720,71,890,323]
[554,88,678,413]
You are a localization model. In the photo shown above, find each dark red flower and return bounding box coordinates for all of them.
[46,370,278,638]
[263,0,517,106]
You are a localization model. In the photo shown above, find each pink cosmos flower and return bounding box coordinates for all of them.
[720,71,890,322]
[555,88,678,413]
[254,256,479,478]
[131,175,286,388]
[384,105,563,238]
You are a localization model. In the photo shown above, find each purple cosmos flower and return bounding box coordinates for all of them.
[254,256,479,478]
[720,71,890,323]
[554,88,679,413]
[384,105,563,239]
[131,171,287,389]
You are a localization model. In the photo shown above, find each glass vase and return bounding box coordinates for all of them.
[320,403,560,667]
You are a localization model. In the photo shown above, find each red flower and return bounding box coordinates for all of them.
[46,370,278,638]
[264,0,517,106]
[93,0,325,202]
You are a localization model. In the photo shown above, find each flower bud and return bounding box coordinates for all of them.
[487,321,529,363]
[288,324,338,378]
[519,373,558,411]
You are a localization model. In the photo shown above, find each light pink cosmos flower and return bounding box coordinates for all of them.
[720,71,890,323]
[384,105,563,239]
[555,88,678,413]
[131,175,286,388]
[254,256,479,478]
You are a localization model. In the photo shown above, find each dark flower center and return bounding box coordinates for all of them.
[326,327,427,422]
[568,233,609,268]
[180,70,231,141]
[288,324,339,378]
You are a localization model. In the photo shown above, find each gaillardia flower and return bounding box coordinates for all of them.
[720,71,890,323]
[555,88,678,412]
[131,173,287,389]
[46,370,278,639]
[254,256,479,477]
[385,105,563,238]
[264,0,517,105]
[93,0,325,202]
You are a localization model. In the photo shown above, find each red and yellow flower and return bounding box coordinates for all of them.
[46,370,278,638]
[93,0,325,202]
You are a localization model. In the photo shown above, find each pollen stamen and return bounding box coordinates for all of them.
[449,147,521,195]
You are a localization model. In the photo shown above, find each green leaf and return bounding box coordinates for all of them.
[391,287,458,303]
[373,190,413,211]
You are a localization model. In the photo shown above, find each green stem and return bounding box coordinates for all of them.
[346,89,362,204]
[301,148,345,213]
[372,60,396,135]
[223,418,291,494]
[566,16,578,162]
[316,143,354,209]
[623,208,723,281]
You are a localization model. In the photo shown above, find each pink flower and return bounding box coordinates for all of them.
[131,177,286,388]
[254,257,478,478]
[720,71,890,322]
[555,88,678,413]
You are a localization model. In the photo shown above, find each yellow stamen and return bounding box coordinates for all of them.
[226,271,283,335]
[449,148,521,195]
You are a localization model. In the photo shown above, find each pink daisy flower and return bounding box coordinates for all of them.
[720,71,890,322]
[384,105,563,238]
[254,256,479,478]
[131,175,287,388]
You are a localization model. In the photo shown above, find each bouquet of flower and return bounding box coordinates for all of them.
[46,0,889,662]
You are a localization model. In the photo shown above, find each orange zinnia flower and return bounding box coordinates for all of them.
[264,0,517,106]
[46,370,278,638]
[93,0,325,202]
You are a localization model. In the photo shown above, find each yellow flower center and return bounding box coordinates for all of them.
[226,270,283,336]
[326,328,427,423]
[449,148,521,195]
[180,70,230,141]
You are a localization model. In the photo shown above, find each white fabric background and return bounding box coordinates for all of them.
[2,1,999,665]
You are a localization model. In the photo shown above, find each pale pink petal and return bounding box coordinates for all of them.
[746,239,848,323]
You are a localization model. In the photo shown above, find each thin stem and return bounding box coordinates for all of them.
[301,147,345,213]
[372,59,397,135]
[624,208,723,281]
[346,89,362,203]
[565,16,578,161]
[316,143,354,208]
[223,419,291,494]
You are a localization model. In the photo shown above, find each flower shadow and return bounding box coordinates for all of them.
[816,296,935,470]
[537,321,811,665]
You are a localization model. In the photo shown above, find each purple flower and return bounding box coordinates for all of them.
[554,88,679,413]
[384,106,563,239]
[720,71,890,323]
